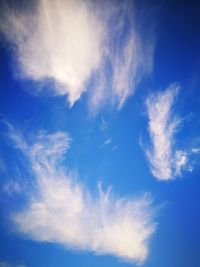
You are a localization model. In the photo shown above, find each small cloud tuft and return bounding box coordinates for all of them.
[144,84,191,180]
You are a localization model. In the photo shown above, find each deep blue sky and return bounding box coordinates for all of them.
[0,0,200,267]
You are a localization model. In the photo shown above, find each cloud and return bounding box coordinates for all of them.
[0,262,26,267]
[88,1,154,112]
[100,137,112,149]
[104,138,112,145]
[0,0,154,109]
[0,158,6,173]
[1,180,22,195]
[111,145,118,152]
[174,150,190,176]
[144,84,190,180]
[100,117,108,131]
[7,127,156,264]
[191,147,200,154]
[1,0,105,106]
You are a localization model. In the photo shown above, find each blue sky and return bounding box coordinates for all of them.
[0,0,200,266]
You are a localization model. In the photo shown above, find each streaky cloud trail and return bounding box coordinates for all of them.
[5,124,156,264]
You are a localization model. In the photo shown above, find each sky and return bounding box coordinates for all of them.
[0,0,200,267]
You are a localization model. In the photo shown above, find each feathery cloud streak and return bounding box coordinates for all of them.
[7,127,156,264]
[145,84,189,180]
[0,262,26,267]
[0,0,153,109]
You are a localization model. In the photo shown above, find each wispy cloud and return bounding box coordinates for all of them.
[1,180,22,195]
[111,145,118,152]
[0,0,154,110]
[88,1,154,112]
[99,137,112,149]
[0,262,26,267]
[191,147,200,154]
[100,117,108,131]
[7,126,156,264]
[144,84,191,180]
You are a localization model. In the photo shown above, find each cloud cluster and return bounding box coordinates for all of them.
[145,84,190,180]
[0,0,153,109]
[7,127,156,264]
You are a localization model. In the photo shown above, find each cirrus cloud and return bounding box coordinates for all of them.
[0,0,154,110]
[144,84,194,180]
[5,124,156,264]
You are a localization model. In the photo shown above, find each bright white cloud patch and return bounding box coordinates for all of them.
[145,84,189,180]
[1,0,153,109]
[8,128,156,264]
[88,1,153,111]
[1,0,104,106]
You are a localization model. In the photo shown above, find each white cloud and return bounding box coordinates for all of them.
[1,0,154,109]
[174,150,189,176]
[88,1,153,111]
[191,147,200,154]
[8,128,156,264]
[1,0,105,106]
[2,180,22,195]
[145,84,190,180]
[100,138,112,149]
